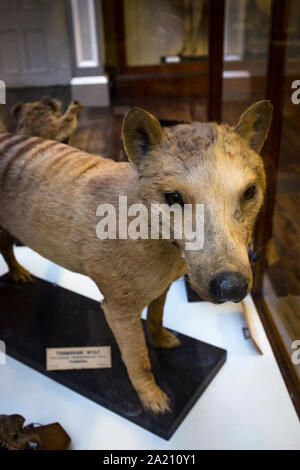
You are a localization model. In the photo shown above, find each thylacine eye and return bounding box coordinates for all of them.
[164,191,184,207]
[243,184,257,201]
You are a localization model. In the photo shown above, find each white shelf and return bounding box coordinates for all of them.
[0,246,299,450]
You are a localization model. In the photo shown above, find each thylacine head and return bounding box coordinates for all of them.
[122,101,273,303]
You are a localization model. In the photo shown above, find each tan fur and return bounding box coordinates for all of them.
[11,96,82,142]
[0,101,272,413]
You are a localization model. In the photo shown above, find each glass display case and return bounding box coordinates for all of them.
[261,0,300,392]
[0,0,299,450]
[222,0,272,125]
[102,0,300,414]
[222,0,300,413]
[102,0,212,121]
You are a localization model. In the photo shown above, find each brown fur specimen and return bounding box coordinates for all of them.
[11,96,82,142]
[0,101,272,413]
[0,414,40,450]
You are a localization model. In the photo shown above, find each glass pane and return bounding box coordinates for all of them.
[101,0,210,122]
[123,0,209,66]
[263,0,300,382]
[222,0,272,124]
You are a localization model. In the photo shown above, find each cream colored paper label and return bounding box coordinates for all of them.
[46,346,111,371]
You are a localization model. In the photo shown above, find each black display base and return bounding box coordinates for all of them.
[0,273,226,440]
[184,275,204,302]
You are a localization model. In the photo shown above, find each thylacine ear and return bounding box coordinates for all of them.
[122,107,164,167]
[41,96,62,114]
[235,100,273,153]
[11,102,24,121]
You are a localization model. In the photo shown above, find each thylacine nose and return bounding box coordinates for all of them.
[209,271,248,303]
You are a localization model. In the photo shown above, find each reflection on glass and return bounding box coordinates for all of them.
[222,0,271,124]
[224,0,271,61]
[264,0,300,382]
[124,0,209,66]
[222,0,300,383]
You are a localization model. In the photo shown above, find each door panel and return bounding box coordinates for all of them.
[0,0,71,87]
[0,31,20,74]
[23,29,48,73]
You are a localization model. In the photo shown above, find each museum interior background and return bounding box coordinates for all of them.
[0,0,299,416]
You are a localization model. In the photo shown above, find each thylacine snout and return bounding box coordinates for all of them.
[181,226,253,304]
[209,271,249,304]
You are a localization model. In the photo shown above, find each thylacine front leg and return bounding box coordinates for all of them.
[147,286,181,349]
[0,228,33,283]
[101,298,170,414]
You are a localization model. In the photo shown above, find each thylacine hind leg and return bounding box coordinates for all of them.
[147,286,181,349]
[0,228,33,283]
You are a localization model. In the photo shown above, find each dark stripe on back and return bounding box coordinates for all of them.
[50,146,80,163]
[17,140,58,175]
[0,138,38,188]
[50,143,75,158]
[74,161,100,179]
[39,142,78,171]
[13,141,59,189]
[60,147,79,157]
[56,143,71,152]
[0,135,30,155]
[0,134,12,146]
[46,147,81,173]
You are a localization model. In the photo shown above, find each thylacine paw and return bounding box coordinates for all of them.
[10,265,33,283]
[139,384,171,415]
[148,327,181,350]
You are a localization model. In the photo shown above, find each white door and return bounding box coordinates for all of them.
[0,0,71,87]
